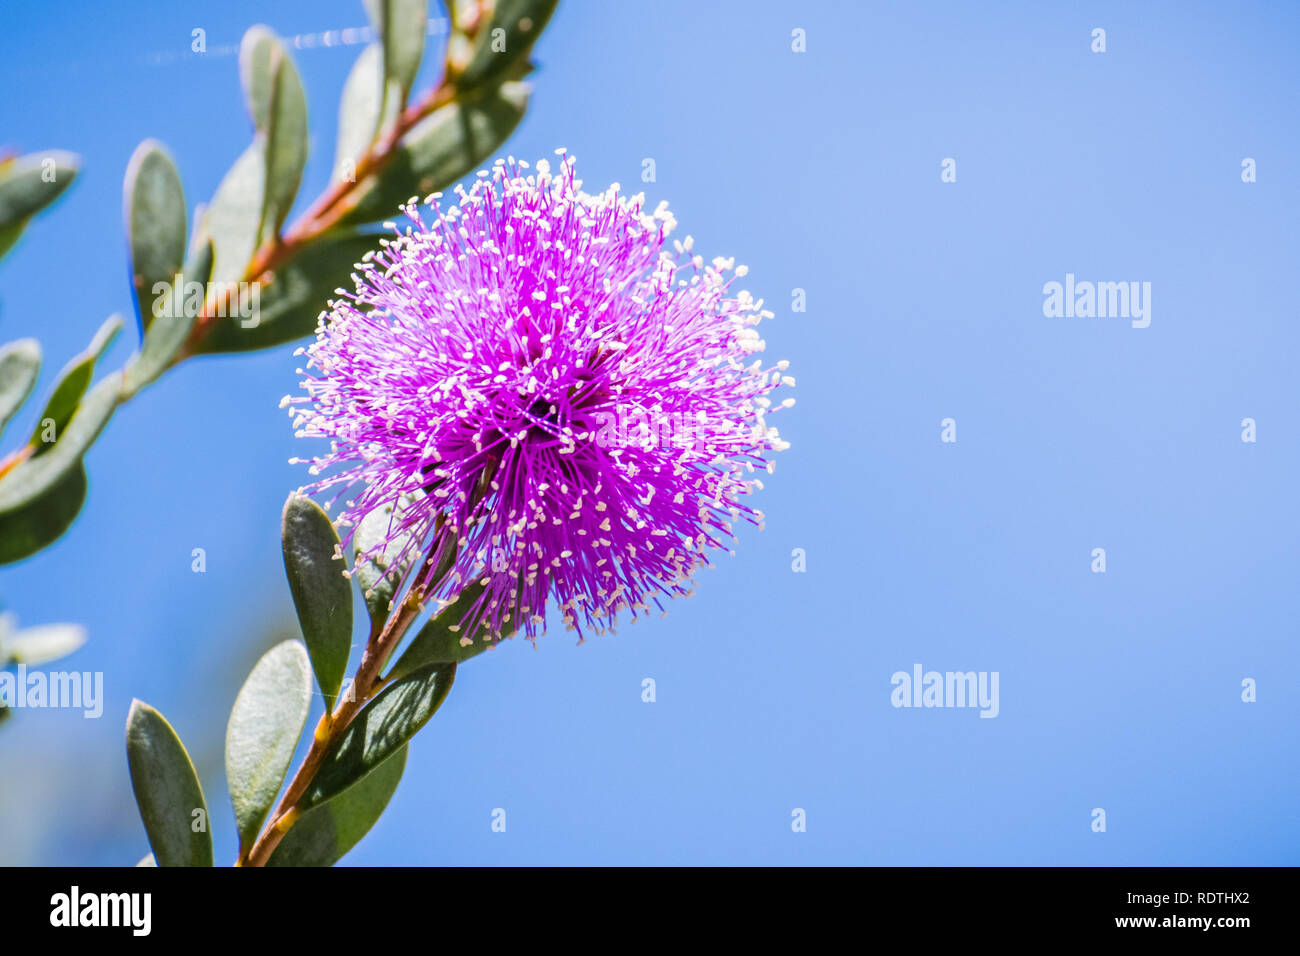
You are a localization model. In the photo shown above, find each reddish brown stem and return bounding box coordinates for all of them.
[240,590,426,867]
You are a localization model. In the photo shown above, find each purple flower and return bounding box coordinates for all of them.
[287,152,792,644]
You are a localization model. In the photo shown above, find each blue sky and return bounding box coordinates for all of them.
[2,0,1298,865]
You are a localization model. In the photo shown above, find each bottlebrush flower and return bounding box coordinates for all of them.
[286,152,792,644]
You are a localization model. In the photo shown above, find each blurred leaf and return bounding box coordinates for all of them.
[3,623,86,666]
[456,0,557,91]
[196,231,378,352]
[242,27,308,242]
[239,26,279,133]
[352,491,423,625]
[0,338,40,438]
[0,371,119,516]
[338,82,529,225]
[0,151,79,258]
[268,744,406,866]
[28,316,122,455]
[304,662,456,807]
[282,495,353,706]
[386,582,496,683]
[125,700,213,867]
[123,240,213,397]
[266,54,308,239]
[201,143,265,289]
[334,44,395,184]
[124,141,187,331]
[365,0,428,104]
[225,639,312,852]
[0,464,86,565]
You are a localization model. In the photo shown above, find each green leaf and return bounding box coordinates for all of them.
[0,151,79,230]
[125,700,213,867]
[386,582,497,683]
[338,81,529,226]
[268,744,406,866]
[304,662,456,807]
[0,338,41,438]
[201,143,265,289]
[123,240,213,397]
[281,495,353,706]
[124,141,187,331]
[3,623,86,666]
[366,0,428,103]
[265,52,308,241]
[195,231,378,352]
[241,27,308,243]
[0,463,87,565]
[225,639,312,852]
[333,44,393,185]
[456,0,557,91]
[239,26,279,133]
[27,316,122,455]
[352,491,423,624]
[0,371,119,516]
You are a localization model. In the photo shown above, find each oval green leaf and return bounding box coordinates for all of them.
[282,495,353,706]
[241,27,307,242]
[225,639,312,852]
[124,141,187,331]
[263,45,308,240]
[125,699,213,867]
[239,26,279,133]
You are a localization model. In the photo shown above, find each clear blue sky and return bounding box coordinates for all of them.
[2,0,1297,865]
